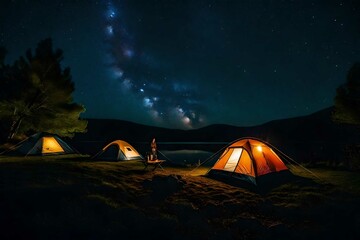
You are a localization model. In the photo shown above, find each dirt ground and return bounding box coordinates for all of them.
[0,156,359,239]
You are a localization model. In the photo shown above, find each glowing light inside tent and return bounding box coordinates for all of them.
[42,137,64,154]
[256,146,262,152]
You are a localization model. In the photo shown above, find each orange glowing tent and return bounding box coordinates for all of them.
[93,140,143,161]
[208,138,288,185]
[2,132,76,156]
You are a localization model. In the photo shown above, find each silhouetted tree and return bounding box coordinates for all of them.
[0,38,87,141]
[0,47,6,65]
[333,62,360,125]
[332,62,360,170]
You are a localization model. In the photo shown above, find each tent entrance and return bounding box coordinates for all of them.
[42,137,64,154]
[224,148,242,172]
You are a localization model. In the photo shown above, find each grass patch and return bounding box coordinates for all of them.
[87,194,121,208]
[289,165,360,194]
[0,156,359,239]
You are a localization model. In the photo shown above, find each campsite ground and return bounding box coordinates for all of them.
[0,156,359,240]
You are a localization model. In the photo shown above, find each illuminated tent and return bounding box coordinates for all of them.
[93,140,143,161]
[208,138,288,185]
[3,132,76,156]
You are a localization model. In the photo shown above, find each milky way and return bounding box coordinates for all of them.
[103,1,206,128]
[1,0,358,129]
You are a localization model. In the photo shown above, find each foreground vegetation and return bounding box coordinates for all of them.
[0,156,359,240]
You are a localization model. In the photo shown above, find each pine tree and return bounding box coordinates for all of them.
[333,62,360,170]
[0,38,87,141]
[333,62,360,125]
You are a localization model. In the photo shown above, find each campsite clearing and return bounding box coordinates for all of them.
[0,156,359,239]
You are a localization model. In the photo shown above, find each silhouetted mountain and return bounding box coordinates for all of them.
[70,107,358,162]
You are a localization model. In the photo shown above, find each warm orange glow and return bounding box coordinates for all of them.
[101,140,143,160]
[211,139,288,178]
[42,137,64,154]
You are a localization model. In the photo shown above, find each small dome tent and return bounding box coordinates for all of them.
[2,132,76,156]
[208,138,288,185]
[94,140,143,161]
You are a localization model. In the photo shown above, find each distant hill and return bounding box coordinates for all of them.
[70,107,358,162]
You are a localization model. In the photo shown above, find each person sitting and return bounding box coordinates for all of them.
[143,139,165,171]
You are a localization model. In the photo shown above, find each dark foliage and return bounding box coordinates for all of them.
[0,39,87,142]
[333,62,360,125]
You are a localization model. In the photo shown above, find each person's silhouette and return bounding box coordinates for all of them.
[150,138,157,160]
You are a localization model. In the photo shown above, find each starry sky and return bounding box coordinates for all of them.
[0,0,359,129]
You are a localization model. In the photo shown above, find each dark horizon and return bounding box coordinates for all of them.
[84,105,334,130]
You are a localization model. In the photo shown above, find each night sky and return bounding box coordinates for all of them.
[1,0,359,129]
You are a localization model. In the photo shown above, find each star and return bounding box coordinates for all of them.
[102,1,206,128]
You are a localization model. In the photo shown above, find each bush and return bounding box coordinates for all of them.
[344,144,360,170]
